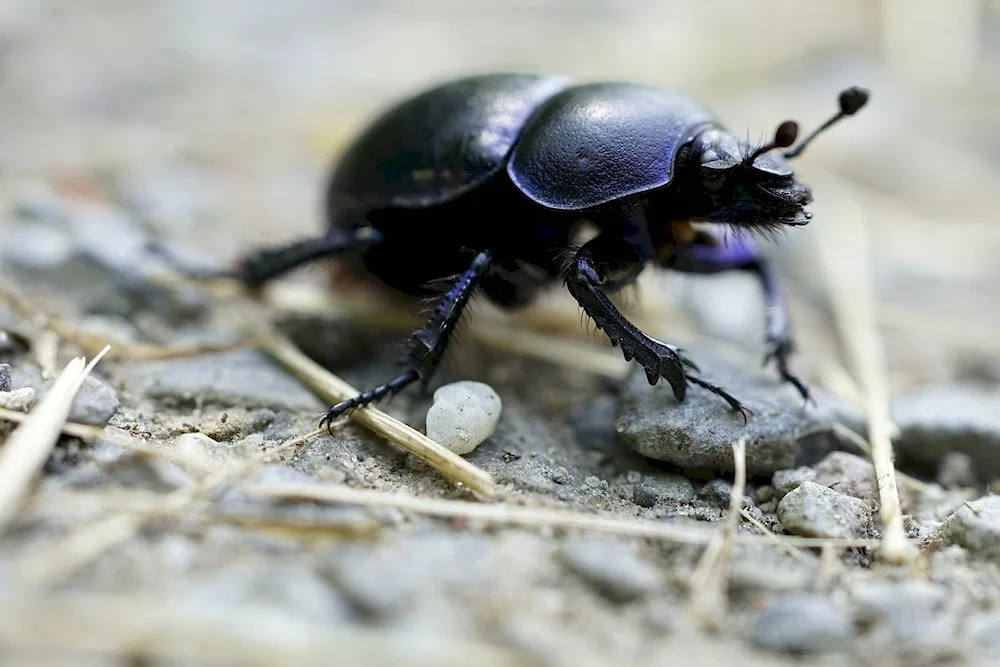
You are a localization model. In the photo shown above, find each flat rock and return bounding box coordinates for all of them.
[615,341,852,474]
[772,466,816,500]
[117,349,323,413]
[748,593,854,655]
[777,481,874,539]
[892,383,1000,481]
[935,496,1000,564]
[557,538,663,602]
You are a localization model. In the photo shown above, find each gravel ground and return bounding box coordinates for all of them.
[3,2,1000,666]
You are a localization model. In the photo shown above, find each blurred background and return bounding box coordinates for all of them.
[1,0,998,394]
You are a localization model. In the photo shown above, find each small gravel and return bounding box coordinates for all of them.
[425,381,502,455]
[558,538,663,603]
[935,496,1000,564]
[777,481,875,539]
[748,593,854,655]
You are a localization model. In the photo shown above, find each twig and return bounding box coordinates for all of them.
[687,439,747,629]
[812,179,915,565]
[737,508,813,565]
[0,592,538,667]
[0,407,105,441]
[16,426,327,588]
[239,472,878,550]
[0,345,110,538]
[260,332,496,499]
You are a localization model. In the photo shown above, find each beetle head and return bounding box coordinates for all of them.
[686,86,869,231]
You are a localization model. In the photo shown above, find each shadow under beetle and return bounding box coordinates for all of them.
[223,73,869,429]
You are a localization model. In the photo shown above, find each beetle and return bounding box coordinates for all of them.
[217,73,868,429]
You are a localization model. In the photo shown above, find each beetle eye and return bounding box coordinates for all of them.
[701,169,727,191]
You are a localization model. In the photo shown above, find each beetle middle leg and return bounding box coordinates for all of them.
[564,234,752,421]
[662,228,811,404]
[319,250,493,431]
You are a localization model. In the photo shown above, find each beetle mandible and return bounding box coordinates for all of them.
[225,73,869,429]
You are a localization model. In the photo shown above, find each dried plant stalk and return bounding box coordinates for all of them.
[687,439,746,628]
[812,176,915,564]
[0,346,110,537]
[243,480,877,549]
[260,332,496,498]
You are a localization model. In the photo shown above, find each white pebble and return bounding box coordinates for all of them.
[0,387,35,412]
[425,381,502,455]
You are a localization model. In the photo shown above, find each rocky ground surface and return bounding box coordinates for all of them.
[3,2,1000,666]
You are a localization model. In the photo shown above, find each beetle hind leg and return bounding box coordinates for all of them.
[320,250,493,431]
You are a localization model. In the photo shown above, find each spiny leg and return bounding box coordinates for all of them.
[564,234,751,420]
[146,227,382,289]
[319,250,493,432]
[233,227,382,289]
[664,228,811,404]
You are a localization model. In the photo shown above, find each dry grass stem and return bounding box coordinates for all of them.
[832,422,930,493]
[0,407,104,441]
[17,426,327,588]
[0,592,537,667]
[737,508,813,565]
[0,345,110,538]
[241,475,878,550]
[812,180,915,565]
[260,332,497,499]
[687,439,747,629]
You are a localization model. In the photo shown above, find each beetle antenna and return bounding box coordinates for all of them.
[743,121,799,166]
[784,86,869,160]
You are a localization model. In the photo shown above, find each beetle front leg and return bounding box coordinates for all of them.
[664,230,810,404]
[565,236,752,422]
[320,250,493,431]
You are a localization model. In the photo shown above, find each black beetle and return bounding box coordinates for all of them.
[217,73,869,428]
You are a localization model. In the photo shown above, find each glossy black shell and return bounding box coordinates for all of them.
[325,73,723,219]
[326,73,572,220]
[507,82,718,210]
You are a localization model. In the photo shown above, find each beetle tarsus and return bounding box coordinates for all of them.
[235,227,383,289]
[686,374,753,424]
[319,250,493,427]
[320,369,420,433]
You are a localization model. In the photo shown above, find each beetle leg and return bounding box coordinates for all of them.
[234,227,383,289]
[319,250,493,432]
[565,236,750,419]
[664,229,811,405]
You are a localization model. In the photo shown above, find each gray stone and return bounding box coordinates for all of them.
[0,363,10,392]
[728,546,819,595]
[615,342,849,474]
[935,496,1000,563]
[777,481,874,539]
[37,374,119,425]
[892,384,1000,482]
[0,387,35,412]
[118,349,323,412]
[558,538,663,602]
[772,466,816,500]
[850,580,953,647]
[748,593,854,654]
[964,613,1000,651]
[698,478,735,506]
[938,452,978,489]
[632,474,696,508]
[814,451,878,504]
